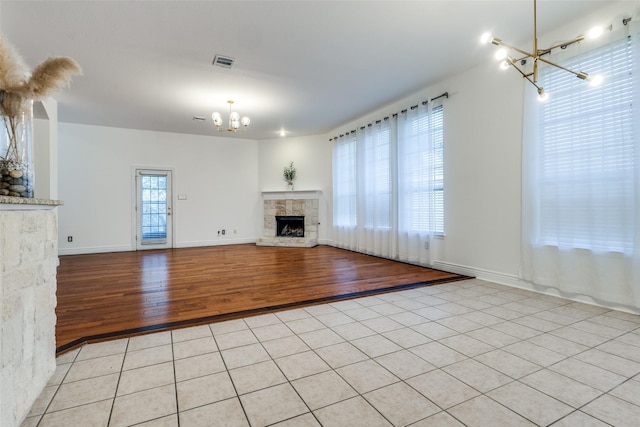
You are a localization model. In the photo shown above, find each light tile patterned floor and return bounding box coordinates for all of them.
[22,279,640,426]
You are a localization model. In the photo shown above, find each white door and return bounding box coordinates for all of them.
[135,169,173,250]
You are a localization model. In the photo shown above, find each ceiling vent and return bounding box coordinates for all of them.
[212,55,235,69]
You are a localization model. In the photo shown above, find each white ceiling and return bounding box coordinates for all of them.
[0,0,619,139]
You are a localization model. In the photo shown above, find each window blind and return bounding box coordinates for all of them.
[537,35,634,253]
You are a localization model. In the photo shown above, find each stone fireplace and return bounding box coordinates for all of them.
[257,190,320,247]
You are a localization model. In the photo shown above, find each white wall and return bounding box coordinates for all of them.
[58,124,259,254]
[257,134,332,242]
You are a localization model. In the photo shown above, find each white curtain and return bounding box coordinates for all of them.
[522,20,640,308]
[356,119,394,258]
[332,99,444,265]
[332,132,357,250]
[397,101,440,264]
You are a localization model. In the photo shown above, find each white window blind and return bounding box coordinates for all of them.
[399,105,444,234]
[537,34,634,253]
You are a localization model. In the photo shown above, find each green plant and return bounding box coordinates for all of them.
[283,161,296,183]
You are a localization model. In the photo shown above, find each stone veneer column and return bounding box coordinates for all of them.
[1,198,61,427]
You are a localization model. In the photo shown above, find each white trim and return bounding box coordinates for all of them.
[173,238,257,248]
[59,245,133,256]
[433,260,640,316]
[261,190,321,200]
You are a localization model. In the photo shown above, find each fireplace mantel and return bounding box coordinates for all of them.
[261,190,321,200]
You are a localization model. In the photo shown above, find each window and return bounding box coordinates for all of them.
[398,104,444,235]
[332,100,445,261]
[536,35,634,252]
[140,174,168,240]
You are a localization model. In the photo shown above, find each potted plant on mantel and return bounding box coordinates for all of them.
[0,37,81,198]
[283,161,296,191]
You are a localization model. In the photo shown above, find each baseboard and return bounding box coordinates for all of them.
[432,260,640,316]
[58,239,258,255]
[58,245,133,256]
[173,238,257,248]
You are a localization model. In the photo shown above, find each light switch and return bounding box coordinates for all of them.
[178,194,187,200]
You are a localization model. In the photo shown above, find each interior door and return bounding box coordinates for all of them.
[135,169,173,250]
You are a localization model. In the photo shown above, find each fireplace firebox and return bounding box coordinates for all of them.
[276,216,304,237]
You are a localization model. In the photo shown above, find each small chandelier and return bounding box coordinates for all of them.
[481,0,603,100]
[211,100,250,132]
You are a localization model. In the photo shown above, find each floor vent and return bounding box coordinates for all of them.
[212,55,235,69]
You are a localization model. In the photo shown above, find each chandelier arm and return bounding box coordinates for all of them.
[508,60,531,79]
[494,39,535,59]
[541,36,585,54]
[536,56,588,78]
[523,75,543,92]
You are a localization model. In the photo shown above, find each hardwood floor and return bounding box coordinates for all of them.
[55,244,468,353]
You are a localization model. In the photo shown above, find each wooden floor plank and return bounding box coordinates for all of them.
[56,244,467,352]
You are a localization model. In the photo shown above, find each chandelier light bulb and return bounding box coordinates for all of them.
[499,60,510,70]
[494,48,508,60]
[480,32,492,44]
[241,117,250,127]
[589,74,604,87]
[230,112,240,121]
[212,112,222,127]
[588,25,604,39]
[538,90,549,102]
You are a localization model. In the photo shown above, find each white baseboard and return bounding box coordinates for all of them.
[432,260,640,315]
[58,245,133,256]
[173,238,257,248]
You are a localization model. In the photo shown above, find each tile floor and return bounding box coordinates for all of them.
[22,279,640,427]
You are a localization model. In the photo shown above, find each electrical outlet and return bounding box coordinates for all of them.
[67,236,73,242]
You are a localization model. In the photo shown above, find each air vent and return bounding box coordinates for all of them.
[192,116,206,121]
[212,55,235,69]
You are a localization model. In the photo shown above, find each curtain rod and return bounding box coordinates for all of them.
[329,91,448,141]
[431,92,449,102]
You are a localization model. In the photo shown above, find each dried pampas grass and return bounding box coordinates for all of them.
[0,36,82,117]
[27,57,82,100]
[0,37,28,91]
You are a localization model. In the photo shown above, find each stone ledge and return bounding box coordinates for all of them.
[256,237,318,248]
[0,196,63,210]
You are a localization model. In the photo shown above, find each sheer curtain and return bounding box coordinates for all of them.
[396,101,440,264]
[332,132,357,250]
[332,98,444,265]
[356,119,394,258]
[522,20,640,308]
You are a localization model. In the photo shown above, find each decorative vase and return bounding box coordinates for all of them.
[0,100,34,198]
[287,181,294,191]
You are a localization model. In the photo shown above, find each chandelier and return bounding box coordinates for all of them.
[212,100,250,132]
[481,0,603,100]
